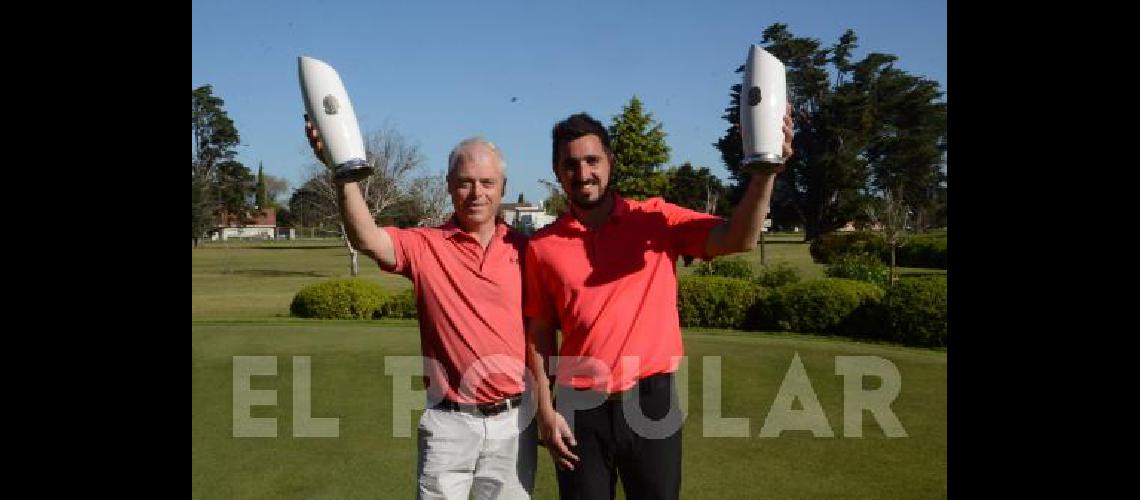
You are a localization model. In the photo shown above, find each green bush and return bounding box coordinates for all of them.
[375,288,418,319]
[825,253,890,287]
[762,278,884,336]
[810,231,946,270]
[290,279,387,319]
[879,275,948,347]
[693,256,755,280]
[754,261,802,288]
[896,236,947,269]
[677,276,765,329]
[809,232,888,264]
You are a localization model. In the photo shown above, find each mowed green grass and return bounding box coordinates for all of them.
[192,237,820,319]
[192,237,946,499]
[676,232,827,279]
[675,232,948,279]
[192,234,943,319]
[192,241,411,319]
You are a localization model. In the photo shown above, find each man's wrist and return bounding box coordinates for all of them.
[538,404,558,420]
[750,168,781,183]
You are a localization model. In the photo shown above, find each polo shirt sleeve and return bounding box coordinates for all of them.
[381,226,421,278]
[656,199,725,260]
[522,243,556,321]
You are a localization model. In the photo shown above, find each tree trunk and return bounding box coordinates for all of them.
[916,209,928,233]
[759,230,766,267]
[890,242,897,286]
[805,220,831,242]
[805,224,819,242]
[222,232,232,274]
[341,223,359,276]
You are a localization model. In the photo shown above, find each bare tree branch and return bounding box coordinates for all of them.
[407,174,451,227]
[295,126,430,274]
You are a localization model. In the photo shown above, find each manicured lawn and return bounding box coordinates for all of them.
[192,238,947,499]
[192,321,946,499]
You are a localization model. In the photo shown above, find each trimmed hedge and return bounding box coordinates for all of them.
[810,232,889,264]
[288,272,946,348]
[755,261,801,288]
[375,288,418,319]
[290,279,387,319]
[677,276,765,329]
[810,231,946,269]
[879,275,948,347]
[896,236,947,268]
[760,278,885,336]
[693,256,755,280]
[825,253,889,287]
[675,272,946,348]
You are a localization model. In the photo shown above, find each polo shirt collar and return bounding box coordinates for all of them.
[560,192,631,230]
[441,214,509,241]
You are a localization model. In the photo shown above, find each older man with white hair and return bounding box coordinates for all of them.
[305,119,537,500]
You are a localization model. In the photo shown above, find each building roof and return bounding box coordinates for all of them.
[219,207,277,227]
[500,203,544,212]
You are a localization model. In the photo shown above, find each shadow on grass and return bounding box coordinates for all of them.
[898,270,948,276]
[246,245,344,250]
[225,269,329,277]
[196,245,345,250]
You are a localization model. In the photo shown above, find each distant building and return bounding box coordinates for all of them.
[210,207,296,241]
[837,220,883,232]
[500,202,556,234]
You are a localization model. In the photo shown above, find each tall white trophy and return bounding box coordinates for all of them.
[740,45,788,173]
[298,56,373,182]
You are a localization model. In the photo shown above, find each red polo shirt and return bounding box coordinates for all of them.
[383,218,527,404]
[523,195,724,393]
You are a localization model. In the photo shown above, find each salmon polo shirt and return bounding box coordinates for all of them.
[382,218,528,404]
[523,195,724,394]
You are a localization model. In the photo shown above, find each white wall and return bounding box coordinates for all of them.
[216,226,276,240]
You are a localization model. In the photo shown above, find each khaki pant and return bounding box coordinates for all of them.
[417,405,537,499]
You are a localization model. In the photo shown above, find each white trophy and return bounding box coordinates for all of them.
[740,45,788,172]
[298,56,372,182]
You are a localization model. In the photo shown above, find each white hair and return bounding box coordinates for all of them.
[447,136,507,181]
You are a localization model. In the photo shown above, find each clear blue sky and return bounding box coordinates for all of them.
[192,0,946,205]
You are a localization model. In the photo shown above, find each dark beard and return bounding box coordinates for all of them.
[568,187,610,211]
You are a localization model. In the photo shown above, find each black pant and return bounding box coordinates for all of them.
[554,373,683,500]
